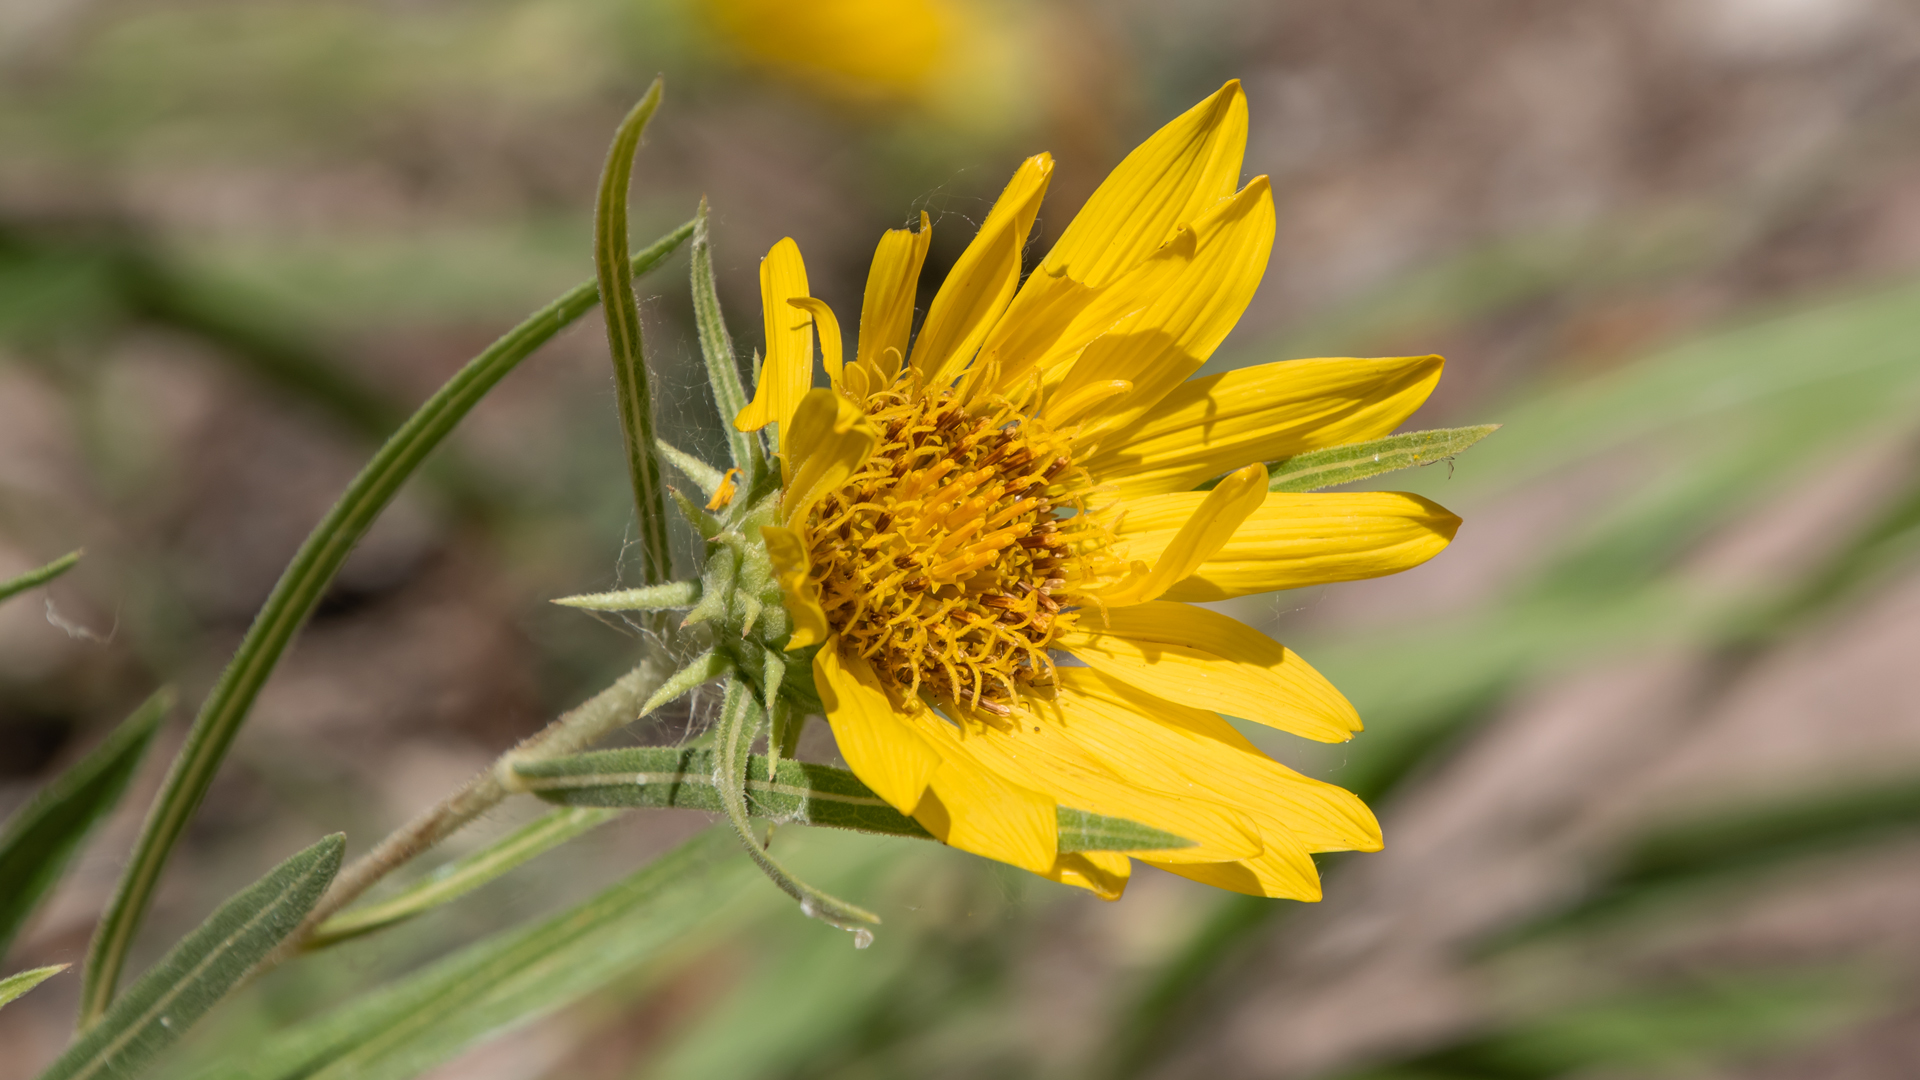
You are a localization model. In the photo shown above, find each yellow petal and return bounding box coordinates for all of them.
[1052,670,1380,854]
[1042,78,1246,289]
[909,154,1053,389]
[733,238,814,449]
[761,525,830,650]
[780,388,879,525]
[1091,462,1267,607]
[934,701,1265,863]
[1053,177,1275,442]
[815,647,942,813]
[1115,491,1461,601]
[964,81,1250,407]
[857,212,931,373]
[1059,601,1361,743]
[1044,851,1130,900]
[788,297,844,385]
[909,727,1058,875]
[1144,842,1322,901]
[1084,355,1445,500]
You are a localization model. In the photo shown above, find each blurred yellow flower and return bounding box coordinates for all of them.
[737,82,1461,900]
[702,0,957,103]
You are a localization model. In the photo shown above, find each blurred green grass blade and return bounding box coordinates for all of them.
[594,79,672,585]
[1266,426,1499,492]
[44,835,342,1080]
[305,808,621,949]
[1497,772,1920,947]
[1337,971,1871,1080]
[691,199,764,474]
[1098,893,1278,1080]
[713,678,879,932]
[188,830,757,1080]
[0,964,67,1010]
[0,688,171,959]
[517,747,1196,853]
[78,219,695,1028]
[0,549,82,605]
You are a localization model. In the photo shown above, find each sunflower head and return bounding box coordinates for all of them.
[725,80,1465,901]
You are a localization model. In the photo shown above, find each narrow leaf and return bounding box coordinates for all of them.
[1055,807,1195,852]
[691,198,764,473]
[0,964,67,1010]
[594,79,672,585]
[188,830,756,1080]
[0,549,81,605]
[47,835,342,1080]
[713,678,880,933]
[79,220,695,1026]
[307,808,619,949]
[552,582,700,612]
[1265,425,1500,493]
[0,688,171,958]
[516,747,1196,854]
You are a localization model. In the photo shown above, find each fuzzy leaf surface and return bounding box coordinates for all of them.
[43,834,342,1080]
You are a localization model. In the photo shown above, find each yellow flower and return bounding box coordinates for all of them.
[703,0,957,104]
[735,82,1461,900]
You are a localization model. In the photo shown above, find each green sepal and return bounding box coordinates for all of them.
[683,542,738,628]
[668,487,725,541]
[657,439,727,498]
[515,747,1198,853]
[552,581,700,612]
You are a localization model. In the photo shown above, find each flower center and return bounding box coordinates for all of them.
[802,385,1109,715]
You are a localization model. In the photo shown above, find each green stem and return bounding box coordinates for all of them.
[0,549,82,605]
[77,220,695,1028]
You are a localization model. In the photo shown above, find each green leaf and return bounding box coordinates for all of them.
[0,964,67,1010]
[1264,426,1499,493]
[515,747,1197,854]
[305,807,620,949]
[0,688,171,958]
[78,219,696,1027]
[551,581,701,612]
[44,834,342,1080]
[0,549,82,605]
[1333,971,1872,1080]
[1054,807,1195,852]
[712,677,880,934]
[1495,771,1920,948]
[594,78,672,586]
[188,830,758,1080]
[691,198,764,475]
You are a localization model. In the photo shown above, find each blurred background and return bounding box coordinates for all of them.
[5,0,1920,1076]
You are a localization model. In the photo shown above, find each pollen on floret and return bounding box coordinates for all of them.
[801,377,1119,716]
